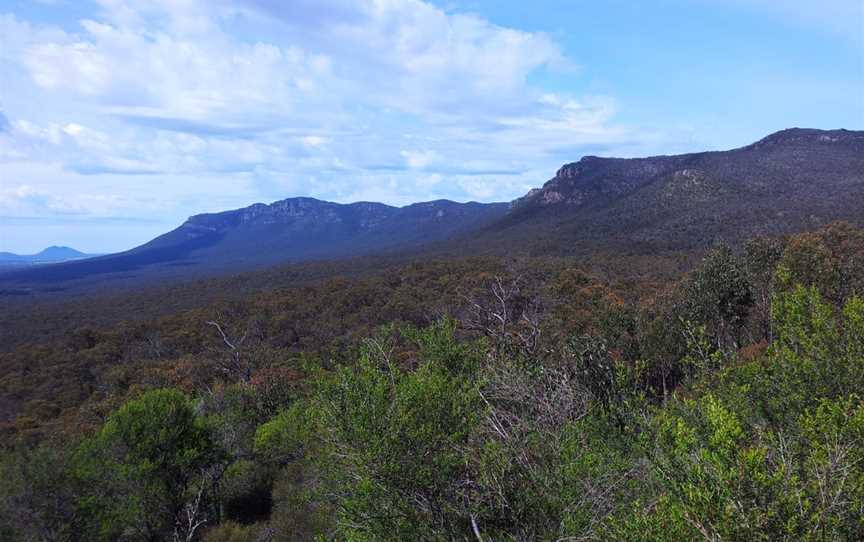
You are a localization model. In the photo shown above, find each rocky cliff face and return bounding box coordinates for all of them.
[175,197,500,239]
[512,155,675,210]
[182,198,392,231]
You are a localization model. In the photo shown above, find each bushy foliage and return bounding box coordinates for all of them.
[77,388,221,540]
[0,443,84,541]
[302,320,483,539]
[681,243,754,350]
[614,288,864,541]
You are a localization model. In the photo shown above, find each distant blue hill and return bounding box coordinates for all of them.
[0,246,98,267]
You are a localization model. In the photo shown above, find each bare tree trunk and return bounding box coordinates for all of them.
[206,320,250,382]
[470,513,484,542]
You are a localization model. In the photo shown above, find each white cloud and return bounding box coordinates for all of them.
[19,17,334,121]
[300,135,329,148]
[0,183,121,216]
[401,150,439,169]
[0,185,44,209]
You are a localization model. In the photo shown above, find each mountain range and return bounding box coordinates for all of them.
[1,128,862,295]
[471,128,864,255]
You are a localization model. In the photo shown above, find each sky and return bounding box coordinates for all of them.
[0,0,862,253]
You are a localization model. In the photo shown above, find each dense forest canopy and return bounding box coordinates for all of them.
[2,222,863,540]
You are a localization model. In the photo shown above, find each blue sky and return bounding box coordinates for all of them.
[1,0,862,253]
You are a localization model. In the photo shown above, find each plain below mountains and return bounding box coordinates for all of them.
[1,127,862,295]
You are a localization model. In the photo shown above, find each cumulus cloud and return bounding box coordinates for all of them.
[401,150,439,169]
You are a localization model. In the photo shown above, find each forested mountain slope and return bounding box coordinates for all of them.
[460,128,864,255]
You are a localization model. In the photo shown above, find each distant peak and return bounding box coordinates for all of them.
[36,246,85,256]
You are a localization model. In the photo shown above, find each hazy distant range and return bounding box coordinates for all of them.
[0,246,100,268]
